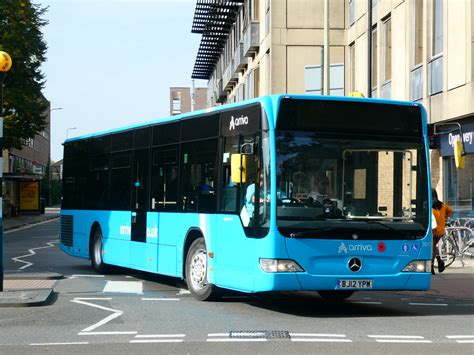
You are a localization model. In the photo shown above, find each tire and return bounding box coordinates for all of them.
[91,227,107,273]
[437,236,456,268]
[317,290,354,301]
[185,238,219,301]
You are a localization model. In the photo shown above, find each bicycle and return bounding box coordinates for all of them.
[436,226,474,268]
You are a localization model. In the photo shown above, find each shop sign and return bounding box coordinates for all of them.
[439,120,474,156]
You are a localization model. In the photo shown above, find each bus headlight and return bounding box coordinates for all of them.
[259,259,304,273]
[402,260,431,273]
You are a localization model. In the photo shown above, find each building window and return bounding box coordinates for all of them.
[172,92,181,115]
[432,0,443,57]
[382,17,391,84]
[411,1,423,101]
[349,42,355,93]
[410,66,423,101]
[414,0,423,66]
[429,0,443,95]
[371,27,377,97]
[304,63,345,96]
[349,0,355,26]
[444,154,474,215]
[429,56,443,95]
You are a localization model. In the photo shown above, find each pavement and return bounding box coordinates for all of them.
[0,208,61,307]
[0,210,472,307]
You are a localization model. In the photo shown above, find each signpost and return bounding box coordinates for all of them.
[0,51,12,292]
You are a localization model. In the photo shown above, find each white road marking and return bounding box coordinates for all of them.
[70,298,123,332]
[368,335,431,343]
[408,303,448,306]
[291,338,352,343]
[206,338,267,342]
[30,342,89,346]
[11,240,59,270]
[177,289,191,295]
[68,274,105,279]
[446,335,474,343]
[446,335,474,339]
[135,334,185,338]
[290,333,346,337]
[130,339,184,343]
[73,298,112,301]
[374,339,432,343]
[141,298,180,301]
[103,281,143,294]
[368,335,425,339]
[290,333,350,342]
[78,331,137,335]
[349,301,382,305]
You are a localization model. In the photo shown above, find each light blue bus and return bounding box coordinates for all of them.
[60,95,432,301]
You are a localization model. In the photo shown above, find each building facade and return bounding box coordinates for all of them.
[191,0,473,216]
[169,86,208,116]
[2,93,51,215]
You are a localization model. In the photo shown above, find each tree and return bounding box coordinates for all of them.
[0,0,48,150]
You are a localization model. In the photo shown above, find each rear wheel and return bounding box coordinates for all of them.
[317,290,354,301]
[91,227,107,273]
[185,238,219,301]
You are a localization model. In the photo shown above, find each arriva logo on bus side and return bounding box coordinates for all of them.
[229,115,249,130]
[338,242,373,253]
[120,225,131,236]
[147,225,158,238]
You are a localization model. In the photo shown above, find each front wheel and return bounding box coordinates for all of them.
[91,227,108,273]
[317,290,354,301]
[185,238,219,301]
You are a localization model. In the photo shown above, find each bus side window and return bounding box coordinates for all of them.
[180,139,218,213]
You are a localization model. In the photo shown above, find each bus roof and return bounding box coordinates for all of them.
[65,94,424,143]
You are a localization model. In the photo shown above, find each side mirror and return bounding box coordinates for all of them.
[231,154,246,183]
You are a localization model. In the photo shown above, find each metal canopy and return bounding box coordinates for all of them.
[191,0,243,80]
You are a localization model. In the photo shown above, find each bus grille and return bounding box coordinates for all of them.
[61,215,74,247]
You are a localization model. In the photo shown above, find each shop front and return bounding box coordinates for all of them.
[438,116,474,217]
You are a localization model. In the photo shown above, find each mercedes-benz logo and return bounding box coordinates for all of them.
[348,257,362,272]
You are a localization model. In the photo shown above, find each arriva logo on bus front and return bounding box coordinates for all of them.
[338,242,373,253]
[229,115,249,130]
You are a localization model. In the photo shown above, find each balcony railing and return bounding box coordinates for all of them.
[233,42,247,72]
[223,59,238,90]
[243,21,260,57]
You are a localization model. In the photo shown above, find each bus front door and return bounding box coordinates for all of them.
[131,148,149,243]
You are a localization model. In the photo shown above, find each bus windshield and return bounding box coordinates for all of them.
[275,131,429,239]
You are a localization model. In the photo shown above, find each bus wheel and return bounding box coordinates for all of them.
[317,290,354,301]
[91,227,107,273]
[185,238,218,301]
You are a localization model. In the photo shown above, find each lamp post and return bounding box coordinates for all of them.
[0,51,13,292]
[66,127,77,140]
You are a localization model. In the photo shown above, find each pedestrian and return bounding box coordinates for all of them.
[431,188,453,274]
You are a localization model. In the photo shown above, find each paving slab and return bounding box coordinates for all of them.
[0,289,54,308]
[4,271,63,280]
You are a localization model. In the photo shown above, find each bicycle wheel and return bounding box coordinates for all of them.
[437,236,456,268]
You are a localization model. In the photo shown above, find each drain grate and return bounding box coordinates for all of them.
[230,330,290,339]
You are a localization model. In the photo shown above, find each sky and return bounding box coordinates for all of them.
[37,0,207,161]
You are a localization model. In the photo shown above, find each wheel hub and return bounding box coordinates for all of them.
[190,250,207,290]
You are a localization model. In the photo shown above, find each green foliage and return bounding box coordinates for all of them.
[0,0,49,150]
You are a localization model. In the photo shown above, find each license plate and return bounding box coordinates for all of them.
[337,279,373,289]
